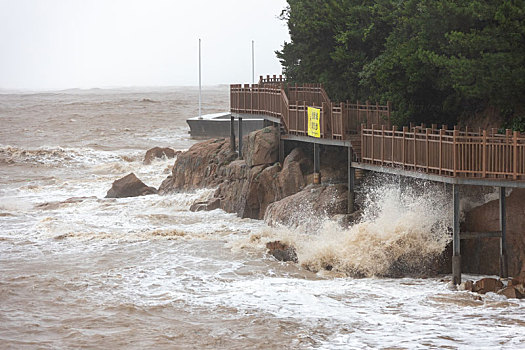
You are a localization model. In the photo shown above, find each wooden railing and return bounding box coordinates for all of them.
[230,80,391,139]
[231,77,524,182]
[259,74,286,84]
[361,125,525,180]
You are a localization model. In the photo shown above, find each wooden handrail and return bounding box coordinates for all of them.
[360,126,525,180]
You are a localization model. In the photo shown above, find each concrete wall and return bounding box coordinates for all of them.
[187,118,265,138]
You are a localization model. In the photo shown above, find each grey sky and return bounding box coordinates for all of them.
[0,0,289,90]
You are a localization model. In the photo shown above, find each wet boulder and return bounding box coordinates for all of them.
[459,280,475,292]
[498,286,524,299]
[265,184,347,227]
[189,198,221,212]
[472,277,504,294]
[105,173,157,198]
[266,241,298,263]
[144,147,179,165]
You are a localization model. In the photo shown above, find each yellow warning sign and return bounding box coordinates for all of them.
[307,107,321,138]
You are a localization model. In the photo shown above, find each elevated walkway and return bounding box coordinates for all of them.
[227,74,525,285]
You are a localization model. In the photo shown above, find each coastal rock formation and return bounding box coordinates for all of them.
[159,126,315,219]
[242,126,279,167]
[143,147,179,165]
[463,188,525,277]
[105,173,157,198]
[264,184,348,227]
[158,138,237,193]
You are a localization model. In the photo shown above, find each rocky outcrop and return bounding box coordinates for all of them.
[463,188,525,277]
[158,126,316,219]
[105,173,157,198]
[143,147,179,165]
[242,126,279,167]
[264,184,348,227]
[158,138,237,193]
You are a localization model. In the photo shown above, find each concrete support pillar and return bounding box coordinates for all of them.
[313,143,321,184]
[348,147,355,213]
[238,117,243,159]
[230,115,236,152]
[499,187,508,278]
[278,125,284,164]
[452,184,461,285]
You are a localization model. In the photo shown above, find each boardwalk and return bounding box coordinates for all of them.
[231,75,525,183]
[230,75,525,284]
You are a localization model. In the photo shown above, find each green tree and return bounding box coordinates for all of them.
[277,0,525,128]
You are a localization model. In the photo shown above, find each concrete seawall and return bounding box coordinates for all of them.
[187,112,265,138]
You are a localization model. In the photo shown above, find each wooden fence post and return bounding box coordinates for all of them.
[426,128,430,171]
[453,129,458,177]
[482,130,487,178]
[513,131,518,180]
[413,127,417,169]
[392,125,396,165]
[439,128,444,175]
[387,101,392,127]
[381,125,385,164]
[366,100,370,127]
[371,124,375,162]
[402,126,407,168]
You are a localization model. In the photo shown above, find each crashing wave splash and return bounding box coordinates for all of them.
[249,178,453,277]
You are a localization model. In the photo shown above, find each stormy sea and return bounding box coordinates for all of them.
[1,86,524,349]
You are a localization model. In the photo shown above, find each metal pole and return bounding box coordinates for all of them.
[238,117,243,159]
[198,38,202,119]
[499,187,508,278]
[313,143,321,184]
[452,184,461,285]
[348,147,355,213]
[252,40,254,85]
[230,115,236,152]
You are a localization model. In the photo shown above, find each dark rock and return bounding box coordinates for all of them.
[498,286,524,299]
[473,278,504,294]
[143,147,179,165]
[459,280,474,292]
[266,241,298,263]
[105,173,157,198]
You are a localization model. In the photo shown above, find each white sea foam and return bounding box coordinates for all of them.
[237,178,452,277]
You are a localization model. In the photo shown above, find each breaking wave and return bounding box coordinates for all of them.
[240,177,453,277]
[0,144,125,167]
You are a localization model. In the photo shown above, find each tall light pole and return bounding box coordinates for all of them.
[251,40,255,85]
[199,38,202,119]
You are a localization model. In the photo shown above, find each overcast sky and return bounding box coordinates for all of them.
[0,0,289,90]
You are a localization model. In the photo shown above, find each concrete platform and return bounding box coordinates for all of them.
[187,112,266,138]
